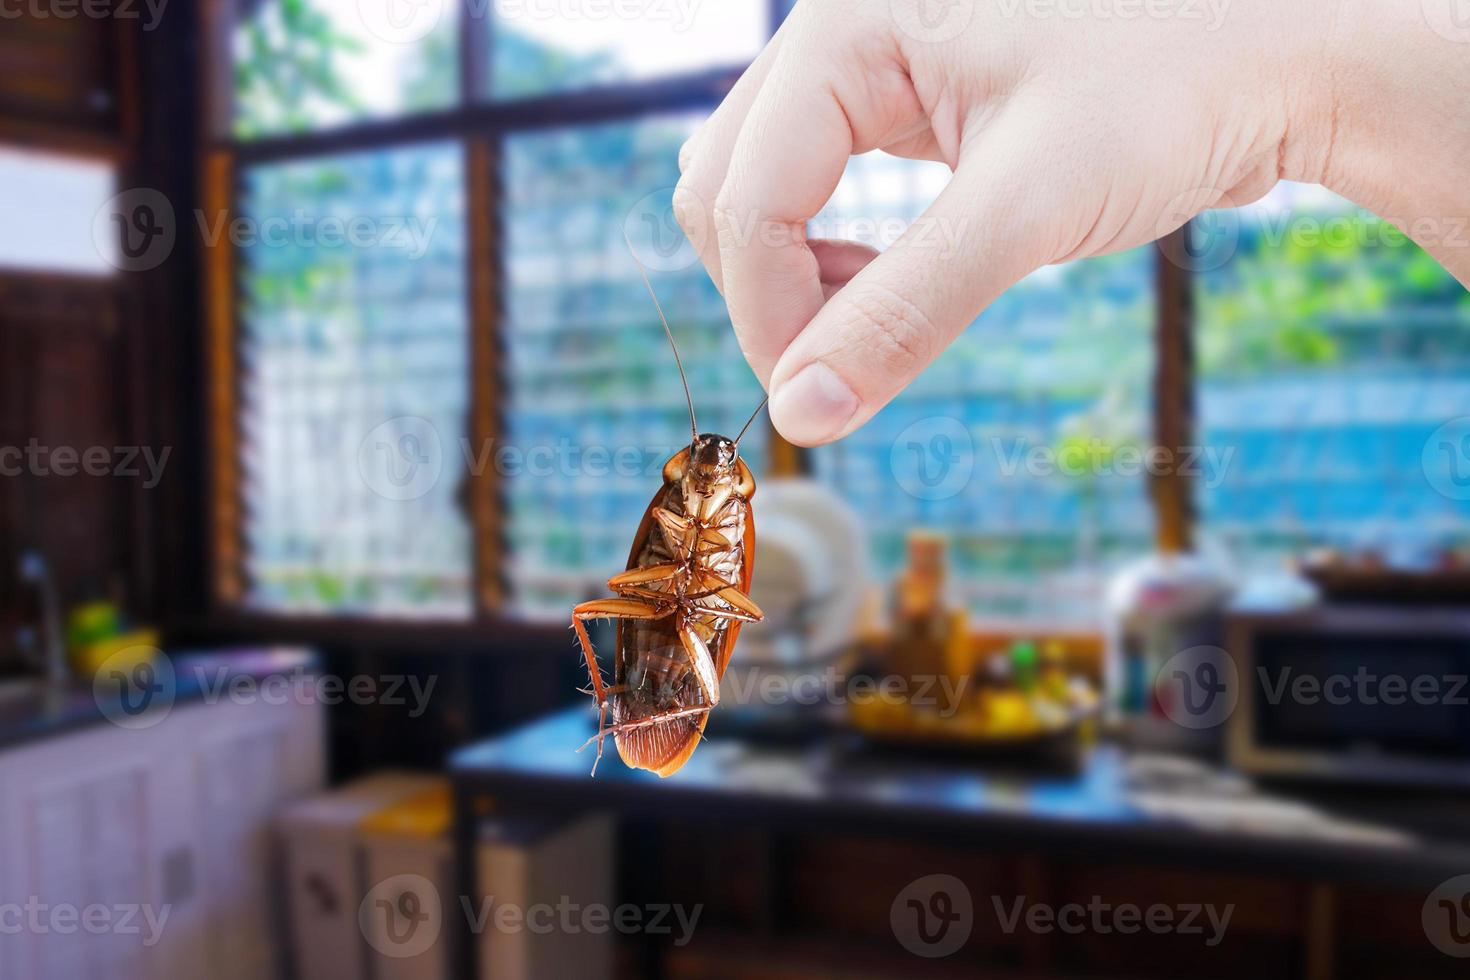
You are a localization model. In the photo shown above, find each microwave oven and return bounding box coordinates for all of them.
[1226,606,1470,787]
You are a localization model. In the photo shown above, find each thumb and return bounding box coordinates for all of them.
[768,115,1076,446]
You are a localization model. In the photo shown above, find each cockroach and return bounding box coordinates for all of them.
[570,240,768,778]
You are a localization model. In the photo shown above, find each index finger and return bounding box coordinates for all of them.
[713,46,854,386]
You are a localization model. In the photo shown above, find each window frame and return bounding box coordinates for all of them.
[201,0,1195,635]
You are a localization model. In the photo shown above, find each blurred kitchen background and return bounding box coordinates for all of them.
[2,1,1470,978]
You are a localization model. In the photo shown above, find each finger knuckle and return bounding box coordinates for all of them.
[844,283,937,372]
[677,136,698,174]
[671,180,706,236]
[710,186,738,224]
[710,197,745,248]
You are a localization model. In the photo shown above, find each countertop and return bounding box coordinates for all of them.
[0,646,318,751]
[450,706,1470,891]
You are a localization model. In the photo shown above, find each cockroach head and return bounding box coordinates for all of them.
[691,432,737,479]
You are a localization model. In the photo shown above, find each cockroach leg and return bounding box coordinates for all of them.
[652,507,692,545]
[677,616,721,707]
[571,597,670,708]
[687,567,738,599]
[697,484,735,523]
[572,598,673,777]
[696,527,732,551]
[591,700,608,776]
[576,683,630,698]
[607,562,681,591]
[687,603,761,624]
[618,586,681,603]
[712,585,764,620]
[575,703,712,755]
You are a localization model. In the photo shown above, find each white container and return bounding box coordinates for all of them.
[478,812,613,980]
[276,772,439,980]
[358,785,455,980]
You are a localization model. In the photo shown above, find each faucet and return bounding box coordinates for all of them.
[17,551,66,685]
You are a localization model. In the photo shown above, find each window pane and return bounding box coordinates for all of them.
[232,0,457,139]
[488,1,766,99]
[0,148,115,276]
[1197,183,1470,569]
[811,154,1156,625]
[501,114,768,618]
[238,143,471,617]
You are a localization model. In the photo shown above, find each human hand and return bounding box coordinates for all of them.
[675,0,1470,446]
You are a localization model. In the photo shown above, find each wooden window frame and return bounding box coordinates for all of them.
[201,0,1194,638]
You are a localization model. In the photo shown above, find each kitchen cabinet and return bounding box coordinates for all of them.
[0,688,323,979]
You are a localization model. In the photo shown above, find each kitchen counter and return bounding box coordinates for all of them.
[0,646,317,750]
[450,706,1470,892]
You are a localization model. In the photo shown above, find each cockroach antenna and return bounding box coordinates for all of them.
[734,395,769,449]
[623,230,698,446]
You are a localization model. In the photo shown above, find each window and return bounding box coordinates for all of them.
[219,1,775,621]
[0,148,115,276]
[810,153,1156,624]
[237,143,472,616]
[1196,183,1470,570]
[232,0,457,138]
[215,2,1468,628]
[487,3,766,99]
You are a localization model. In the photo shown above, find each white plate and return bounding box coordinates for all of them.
[742,477,869,662]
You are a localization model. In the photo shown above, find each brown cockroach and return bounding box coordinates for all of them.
[571,242,767,778]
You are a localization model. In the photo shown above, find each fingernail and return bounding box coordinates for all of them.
[770,362,860,445]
